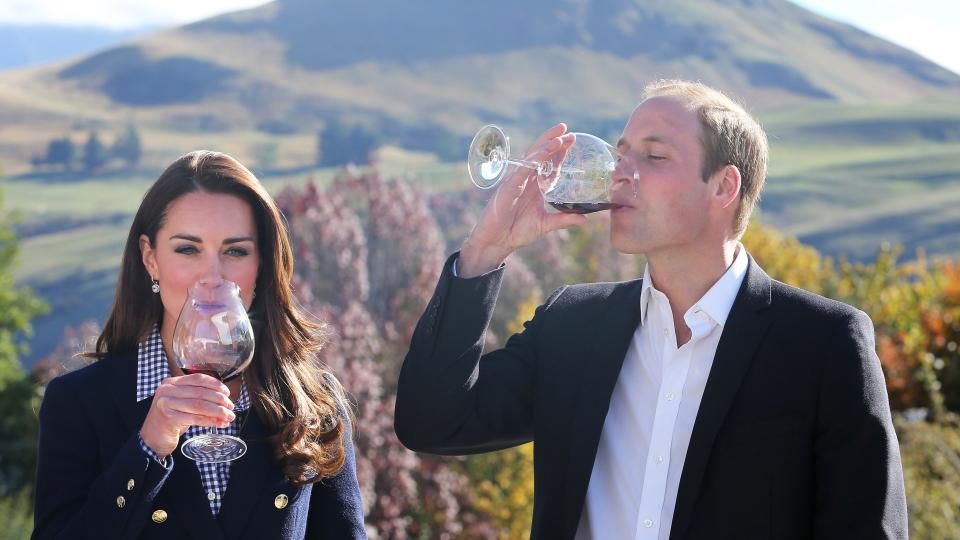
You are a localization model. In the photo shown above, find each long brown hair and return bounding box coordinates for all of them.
[94,150,347,483]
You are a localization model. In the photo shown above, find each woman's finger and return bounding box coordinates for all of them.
[163,397,236,422]
[164,373,230,393]
[164,409,232,429]
[156,384,234,410]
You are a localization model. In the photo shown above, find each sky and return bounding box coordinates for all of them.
[0,0,957,74]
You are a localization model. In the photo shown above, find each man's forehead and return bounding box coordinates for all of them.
[621,96,700,144]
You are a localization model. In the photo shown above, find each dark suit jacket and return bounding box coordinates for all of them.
[395,253,908,539]
[32,351,366,540]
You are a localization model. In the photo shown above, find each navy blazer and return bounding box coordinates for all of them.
[32,350,367,540]
[395,253,908,539]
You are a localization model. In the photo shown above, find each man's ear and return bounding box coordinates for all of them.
[140,234,158,279]
[713,164,742,210]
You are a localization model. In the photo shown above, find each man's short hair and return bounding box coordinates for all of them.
[642,80,768,238]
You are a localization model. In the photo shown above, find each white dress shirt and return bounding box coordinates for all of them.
[575,246,748,540]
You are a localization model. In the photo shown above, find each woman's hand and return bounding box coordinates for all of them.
[139,374,236,459]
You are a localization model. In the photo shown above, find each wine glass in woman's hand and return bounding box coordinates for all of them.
[173,280,254,463]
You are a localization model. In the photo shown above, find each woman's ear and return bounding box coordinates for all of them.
[140,234,158,279]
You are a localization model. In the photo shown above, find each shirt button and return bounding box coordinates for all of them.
[656,455,664,464]
[662,329,669,337]
[643,519,653,528]
[665,392,675,401]
[208,491,216,502]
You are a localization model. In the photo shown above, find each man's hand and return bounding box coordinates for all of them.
[458,123,587,277]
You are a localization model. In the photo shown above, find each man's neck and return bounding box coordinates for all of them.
[646,241,740,345]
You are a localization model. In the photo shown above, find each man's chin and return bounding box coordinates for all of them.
[609,230,644,255]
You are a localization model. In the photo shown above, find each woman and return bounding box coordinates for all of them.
[32,151,366,539]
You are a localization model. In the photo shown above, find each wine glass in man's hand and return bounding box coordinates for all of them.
[173,280,255,463]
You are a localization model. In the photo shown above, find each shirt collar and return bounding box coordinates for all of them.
[136,325,251,411]
[136,325,172,402]
[639,244,749,329]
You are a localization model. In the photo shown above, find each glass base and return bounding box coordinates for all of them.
[468,125,509,189]
[181,433,247,463]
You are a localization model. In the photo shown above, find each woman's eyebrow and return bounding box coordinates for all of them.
[168,234,255,244]
[223,236,255,244]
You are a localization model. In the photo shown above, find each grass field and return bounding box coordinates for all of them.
[3,98,959,365]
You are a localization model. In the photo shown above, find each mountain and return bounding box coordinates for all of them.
[0,24,153,71]
[0,0,958,174]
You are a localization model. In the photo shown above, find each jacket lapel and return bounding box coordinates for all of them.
[562,279,645,536]
[105,350,225,540]
[669,257,774,539]
[106,351,152,435]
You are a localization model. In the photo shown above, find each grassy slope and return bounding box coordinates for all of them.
[759,99,960,258]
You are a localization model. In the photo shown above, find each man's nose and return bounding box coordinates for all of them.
[610,164,638,191]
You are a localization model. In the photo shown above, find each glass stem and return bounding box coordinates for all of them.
[504,158,554,176]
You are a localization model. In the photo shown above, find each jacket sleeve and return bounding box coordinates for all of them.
[306,415,367,539]
[813,308,908,539]
[394,252,565,455]
[32,375,173,540]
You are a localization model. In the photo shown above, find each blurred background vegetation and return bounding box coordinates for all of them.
[1,0,959,538]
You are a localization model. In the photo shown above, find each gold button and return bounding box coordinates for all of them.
[152,509,168,523]
[274,494,288,509]
[127,479,135,491]
[116,496,126,508]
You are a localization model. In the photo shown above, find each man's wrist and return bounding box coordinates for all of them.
[458,239,510,279]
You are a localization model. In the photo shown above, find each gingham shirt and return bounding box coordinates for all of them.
[136,325,251,515]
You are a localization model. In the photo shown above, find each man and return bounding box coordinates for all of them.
[395,80,907,539]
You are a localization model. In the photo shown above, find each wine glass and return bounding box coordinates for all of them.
[467,124,636,214]
[173,280,255,463]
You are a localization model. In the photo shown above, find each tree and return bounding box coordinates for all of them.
[318,121,381,167]
[82,132,109,172]
[278,169,497,538]
[0,182,48,495]
[32,137,75,171]
[111,124,142,169]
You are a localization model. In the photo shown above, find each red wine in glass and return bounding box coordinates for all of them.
[173,280,254,463]
[549,202,621,214]
[181,363,241,381]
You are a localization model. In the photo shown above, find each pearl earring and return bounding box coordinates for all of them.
[151,278,160,294]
